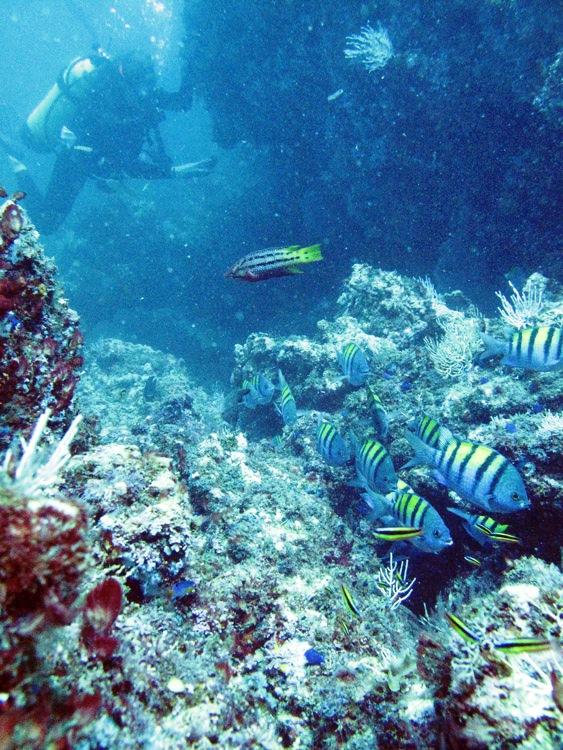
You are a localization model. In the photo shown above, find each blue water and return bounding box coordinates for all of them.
[1,0,561,383]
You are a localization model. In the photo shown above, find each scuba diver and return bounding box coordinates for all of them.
[2,49,215,234]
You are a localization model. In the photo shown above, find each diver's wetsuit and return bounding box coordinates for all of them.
[17,57,188,234]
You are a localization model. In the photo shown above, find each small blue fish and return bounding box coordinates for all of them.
[304,648,325,666]
[338,343,370,386]
[368,387,389,440]
[275,370,297,426]
[241,373,275,408]
[171,579,196,600]
[354,437,397,494]
[316,421,350,466]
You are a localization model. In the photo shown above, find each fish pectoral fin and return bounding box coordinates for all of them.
[432,469,447,486]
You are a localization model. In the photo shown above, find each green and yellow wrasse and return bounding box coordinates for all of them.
[446,612,481,644]
[464,555,481,567]
[493,637,552,654]
[480,326,562,371]
[373,526,422,541]
[474,523,521,544]
[405,423,529,514]
[447,507,510,546]
[225,244,323,282]
[340,584,361,618]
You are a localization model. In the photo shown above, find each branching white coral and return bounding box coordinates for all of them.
[538,410,563,437]
[424,313,482,379]
[375,552,416,610]
[344,24,393,72]
[1,409,82,495]
[496,280,544,329]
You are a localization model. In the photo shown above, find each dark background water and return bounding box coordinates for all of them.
[1,0,561,383]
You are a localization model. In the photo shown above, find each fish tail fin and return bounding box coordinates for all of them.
[402,430,435,469]
[361,489,388,519]
[294,243,323,265]
[479,332,507,362]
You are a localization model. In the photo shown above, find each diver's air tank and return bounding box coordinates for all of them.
[23,57,97,152]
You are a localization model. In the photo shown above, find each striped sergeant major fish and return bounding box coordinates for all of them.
[447,507,510,546]
[368,387,389,440]
[241,373,275,409]
[480,326,562,371]
[354,437,397,493]
[364,488,452,554]
[225,244,323,282]
[316,421,351,466]
[404,423,529,514]
[338,343,370,386]
[409,414,447,451]
[275,370,297,426]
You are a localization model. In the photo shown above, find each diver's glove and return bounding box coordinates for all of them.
[170,156,217,178]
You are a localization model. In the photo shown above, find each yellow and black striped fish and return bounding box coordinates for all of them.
[474,523,520,544]
[275,370,297,426]
[368,388,389,439]
[446,612,481,644]
[225,244,323,282]
[373,526,423,541]
[389,491,452,553]
[355,438,397,493]
[481,326,562,371]
[493,637,551,654]
[447,507,511,546]
[338,343,370,386]
[340,584,361,618]
[317,421,350,466]
[405,424,530,514]
[410,414,446,450]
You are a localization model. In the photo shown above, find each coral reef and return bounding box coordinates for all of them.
[0,196,83,445]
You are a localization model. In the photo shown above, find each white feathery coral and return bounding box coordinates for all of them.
[1,409,82,496]
[496,280,544,329]
[344,24,393,72]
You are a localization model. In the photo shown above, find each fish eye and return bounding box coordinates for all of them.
[511,491,520,501]
[433,529,441,538]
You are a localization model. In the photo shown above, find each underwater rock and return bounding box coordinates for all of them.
[0,202,82,446]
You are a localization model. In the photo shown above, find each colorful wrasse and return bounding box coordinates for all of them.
[368,388,389,439]
[364,488,452,554]
[447,507,510,546]
[241,373,275,408]
[493,638,551,654]
[373,526,423,541]
[225,244,323,282]
[474,523,521,544]
[404,423,529,514]
[317,421,350,466]
[338,343,370,386]
[275,370,297,426]
[480,326,562,371]
[340,584,361,618]
[446,612,481,644]
[354,438,397,494]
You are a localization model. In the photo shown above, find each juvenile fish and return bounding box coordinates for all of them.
[338,343,370,386]
[480,326,562,371]
[446,612,481,644]
[373,526,423,541]
[241,373,275,409]
[340,584,361,618]
[447,507,510,546]
[369,388,389,439]
[225,244,323,282]
[317,421,350,466]
[493,638,551,654]
[474,523,520,544]
[404,424,529,514]
[275,370,297,426]
[464,555,481,567]
[355,438,397,493]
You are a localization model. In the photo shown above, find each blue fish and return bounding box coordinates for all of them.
[480,327,562,371]
[171,579,196,600]
[364,488,452,554]
[404,424,529,514]
[275,370,297,426]
[241,373,275,408]
[316,421,350,466]
[304,648,325,666]
[338,343,370,386]
[368,388,389,440]
[354,437,397,494]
